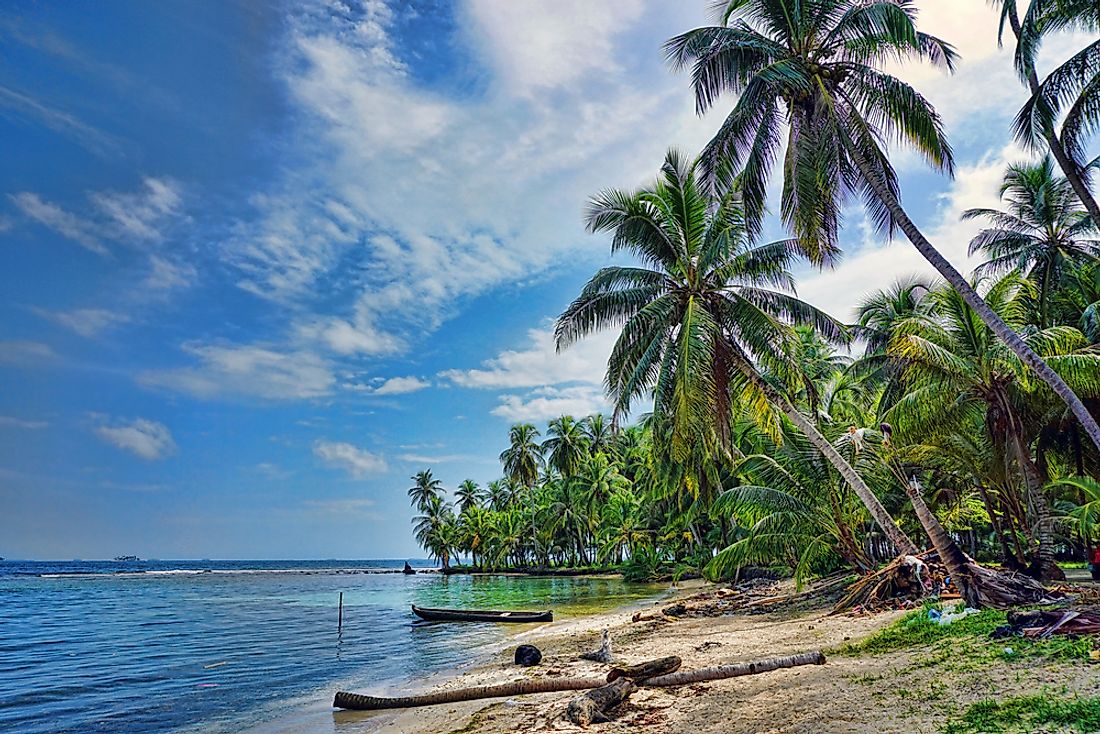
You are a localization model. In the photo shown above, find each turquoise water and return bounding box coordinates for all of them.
[0,560,661,734]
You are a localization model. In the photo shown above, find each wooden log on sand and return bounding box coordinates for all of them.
[606,655,681,682]
[332,651,825,711]
[566,678,636,727]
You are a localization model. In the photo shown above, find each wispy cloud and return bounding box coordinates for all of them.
[0,415,49,430]
[370,376,430,395]
[33,307,130,338]
[0,340,56,366]
[313,440,387,478]
[9,192,107,255]
[93,417,177,460]
[491,385,610,422]
[139,343,336,400]
[0,83,122,156]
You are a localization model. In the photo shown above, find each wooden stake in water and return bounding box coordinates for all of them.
[338,592,343,632]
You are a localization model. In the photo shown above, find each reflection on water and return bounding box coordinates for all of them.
[0,561,661,734]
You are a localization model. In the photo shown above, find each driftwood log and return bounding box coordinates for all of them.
[606,655,681,682]
[333,650,825,711]
[566,678,636,727]
[578,629,612,663]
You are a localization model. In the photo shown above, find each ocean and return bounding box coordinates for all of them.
[0,559,662,734]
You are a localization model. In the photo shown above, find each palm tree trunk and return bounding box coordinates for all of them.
[851,150,1100,455]
[902,477,978,605]
[1004,7,1100,227]
[1012,431,1065,581]
[740,364,920,555]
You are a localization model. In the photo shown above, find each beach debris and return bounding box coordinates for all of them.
[566,678,636,727]
[333,651,826,711]
[607,655,681,682]
[927,603,980,626]
[202,661,228,669]
[514,644,542,667]
[579,629,612,663]
[1000,606,1100,638]
[662,603,688,617]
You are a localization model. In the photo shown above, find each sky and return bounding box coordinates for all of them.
[0,0,1093,560]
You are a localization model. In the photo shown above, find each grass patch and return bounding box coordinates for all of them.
[1058,561,1087,570]
[943,694,1100,734]
[831,605,1089,666]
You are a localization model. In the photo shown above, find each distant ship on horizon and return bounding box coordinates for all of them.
[114,555,140,562]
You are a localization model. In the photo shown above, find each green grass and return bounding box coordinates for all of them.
[831,605,1089,666]
[1058,561,1088,569]
[943,694,1100,734]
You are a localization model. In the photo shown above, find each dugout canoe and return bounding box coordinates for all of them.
[411,605,552,623]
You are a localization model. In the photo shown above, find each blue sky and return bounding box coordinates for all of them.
[0,0,1092,560]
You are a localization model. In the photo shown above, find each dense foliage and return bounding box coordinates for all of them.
[407,0,1100,585]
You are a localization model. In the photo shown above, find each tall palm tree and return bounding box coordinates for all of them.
[542,415,590,476]
[556,149,918,555]
[667,0,1100,454]
[854,276,933,359]
[991,0,1100,226]
[412,494,456,570]
[486,479,511,511]
[407,470,443,513]
[964,156,1099,326]
[454,479,483,515]
[499,424,543,489]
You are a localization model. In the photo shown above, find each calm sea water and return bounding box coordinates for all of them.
[0,560,662,734]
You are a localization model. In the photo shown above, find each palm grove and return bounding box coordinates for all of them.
[407,0,1100,598]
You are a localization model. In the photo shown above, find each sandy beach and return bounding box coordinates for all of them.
[330,577,1100,734]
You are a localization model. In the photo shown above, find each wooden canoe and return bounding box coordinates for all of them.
[411,605,552,623]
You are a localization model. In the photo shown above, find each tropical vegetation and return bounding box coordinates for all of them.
[406,0,1100,592]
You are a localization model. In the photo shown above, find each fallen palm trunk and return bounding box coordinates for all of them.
[333,651,825,711]
[566,678,636,727]
[607,655,681,682]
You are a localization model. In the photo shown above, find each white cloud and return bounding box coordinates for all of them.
[371,376,430,395]
[0,84,121,157]
[90,177,183,242]
[441,325,614,389]
[0,415,49,430]
[0,340,56,365]
[398,452,477,464]
[491,385,611,422]
[300,497,380,519]
[139,343,336,400]
[143,254,197,294]
[221,0,712,363]
[313,440,387,478]
[34,307,130,337]
[9,192,107,255]
[94,417,177,460]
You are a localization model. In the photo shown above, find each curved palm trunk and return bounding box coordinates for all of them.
[740,364,920,556]
[852,151,1100,455]
[903,477,1054,609]
[1005,7,1100,227]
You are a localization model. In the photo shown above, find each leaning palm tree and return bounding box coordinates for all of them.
[556,149,918,555]
[407,470,443,513]
[667,0,1100,453]
[964,156,1099,326]
[992,0,1100,225]
[1012,0,1100,224]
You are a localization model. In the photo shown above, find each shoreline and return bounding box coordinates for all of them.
[330,578,1100,733]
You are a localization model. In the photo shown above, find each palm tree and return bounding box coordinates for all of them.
[542,415,590,476]
[412,494,456,570]
[583,414,614,455]
[887,274,1100,579]
[407,470,443,513]
[667,0,1100,454]
[991,0,1100,226]
[500,424,543,489]
[556,149,918,555]
[454,479,483,515]
[486,479,511,511]
[964,156,1099,326]
[1011,0,1100,224]
[854,276,933,359]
